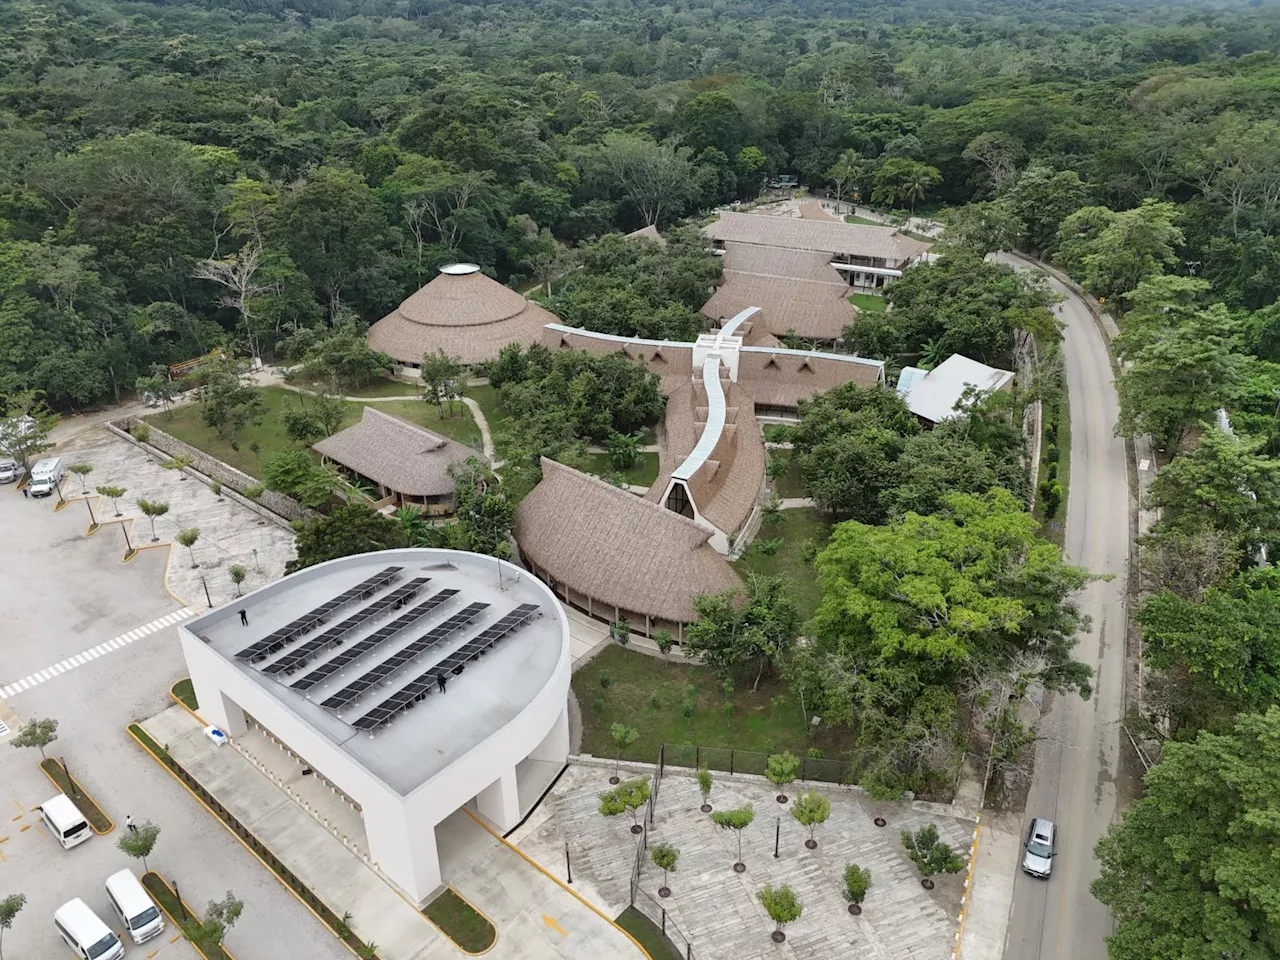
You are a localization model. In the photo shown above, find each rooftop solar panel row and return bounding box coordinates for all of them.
[289,589,460,691]
[236,566,404,662]
[320,601,490,710]
[261,577,429,676]
[351,603,540,733]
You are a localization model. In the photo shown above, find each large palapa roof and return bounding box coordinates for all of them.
[705,211,932,263]
[367,264,558,366]
[313,407,475,497]
[514,458,742,623]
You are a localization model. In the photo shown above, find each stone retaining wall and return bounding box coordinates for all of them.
[107,417,316,529]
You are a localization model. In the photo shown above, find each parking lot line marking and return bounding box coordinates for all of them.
[146,950,159,959]
[0,607,197,699]
[0,847,6,862]
[10,799,21,814]
[18,823,28,831]
[33,823,47,841]
[10,816,21,823]
[169,934,182,944]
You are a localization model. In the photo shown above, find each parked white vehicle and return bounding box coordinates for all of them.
[28,455,64,497]
[39,793,92,850]
[0,458,20,483]
[105,869,166,944]
[54,898,124,960]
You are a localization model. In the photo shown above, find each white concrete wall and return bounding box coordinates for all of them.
[178,550,572,905]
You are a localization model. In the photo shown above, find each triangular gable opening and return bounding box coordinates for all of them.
[763,355,781,370]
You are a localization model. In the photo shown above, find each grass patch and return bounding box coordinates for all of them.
[292,374,421,399]
[146,386,482,478]
[848,292,888,313]
[40,758,112,833]
[464,385,507,438]
[844,214,882,225]
[615,907,683,960]
[423,889,496,953]
[371,399,482,450]
[142,872,232,960]
[172,679,199,711]
[733,508,833,621]
[128,724,379,957]
[770,454,806,499]
[582,452,660,488]
[1034,388,1071,548]
[573,644,847,761]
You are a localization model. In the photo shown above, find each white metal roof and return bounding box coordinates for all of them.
[898,354,1014,423]
[673,355,728,482]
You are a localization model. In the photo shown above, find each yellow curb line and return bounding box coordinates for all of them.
[143,868,238,960]
[169,683,207,725]
[462,808,654,959]
[125,725,371,960]
[951,814,982,960]
[420,887,498,957]
[39,758,115,835]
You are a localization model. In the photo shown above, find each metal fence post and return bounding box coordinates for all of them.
[566,842,572,884]
[729,749,734,775]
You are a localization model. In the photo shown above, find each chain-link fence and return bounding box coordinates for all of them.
[660,743,857,785]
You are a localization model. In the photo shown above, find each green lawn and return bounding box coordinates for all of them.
[845,214,882,225]
[342,377,423,398]
[615,907,683,960]
[573,644,837,761]
[464,384,509,454]
[423,889,496,953]
[733,508,833,621]
[848,292,888,313]
[40,759,112,833]
[146,387,481,479]
[770,454,806,499]
[582,451,660,487]
[373,399,483,449]
[172,679,198,710]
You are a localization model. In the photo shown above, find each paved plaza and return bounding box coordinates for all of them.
[515,763,975,960]
[53,428,296,608]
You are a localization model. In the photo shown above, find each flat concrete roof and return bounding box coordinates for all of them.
[182,550,567,796]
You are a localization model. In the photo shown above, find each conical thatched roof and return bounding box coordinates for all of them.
[367,264,560,366]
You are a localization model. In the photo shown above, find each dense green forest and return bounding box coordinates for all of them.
[4,0,1280,407]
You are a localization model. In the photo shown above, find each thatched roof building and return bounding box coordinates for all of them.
[514,458,742,633]
[313,407,474,509]
[367,264,559,367]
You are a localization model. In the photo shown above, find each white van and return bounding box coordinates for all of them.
[53,898,124,960]
[39,793,92,850]
[105,869,166,944]
[28,455,64,497]
[0,458,19,483]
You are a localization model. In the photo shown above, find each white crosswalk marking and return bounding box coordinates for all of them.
[0,607,196,699]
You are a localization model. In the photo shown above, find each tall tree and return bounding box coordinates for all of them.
[686,576,801,690]
[601,133,695,227]
[1092,708,1280,960]
[286,504,409,574]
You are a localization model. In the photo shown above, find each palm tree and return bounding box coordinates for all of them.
[921,338,948,369]
[903,172,930,212]
[395,506,429,544]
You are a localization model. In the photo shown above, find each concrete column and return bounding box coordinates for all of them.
[368,804,440,905]
[475,768,521,832]
[215,693,248,736]
[530,704,570,765]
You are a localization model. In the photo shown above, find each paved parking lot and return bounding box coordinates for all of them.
[0,440,349,960]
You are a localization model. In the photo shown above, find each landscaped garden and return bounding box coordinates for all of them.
[615,907,683,960]
[733,508,833,621]
[572,644,845,763]
[847,292,887,313]
[582,451,660,488]
[145,386,482,478]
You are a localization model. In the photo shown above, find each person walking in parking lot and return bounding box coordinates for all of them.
[125,814,136,833]
[22,486,28,499]
[239,609,248,626]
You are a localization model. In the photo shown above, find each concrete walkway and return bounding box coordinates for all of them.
[440,808,648,960]
[143,705,447,960]
[777,497,815,509]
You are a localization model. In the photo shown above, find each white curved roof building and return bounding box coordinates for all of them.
[177,549,571,903]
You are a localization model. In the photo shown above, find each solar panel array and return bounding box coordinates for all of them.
[262,577,430,676]
[320,601,491,710]
[351,603,541,733]
[289,589,460,692]
[236,566,403,662]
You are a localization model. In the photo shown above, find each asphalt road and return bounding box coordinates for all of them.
[997,254,1129,960]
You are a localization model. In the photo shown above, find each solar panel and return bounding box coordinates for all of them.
[320,601,490,710]
[351,603,540,732]
[261,577,430,676]
[236,566,403,662]
[289,589,460,691]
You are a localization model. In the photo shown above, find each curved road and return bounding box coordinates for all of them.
[996,254,1129,960]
